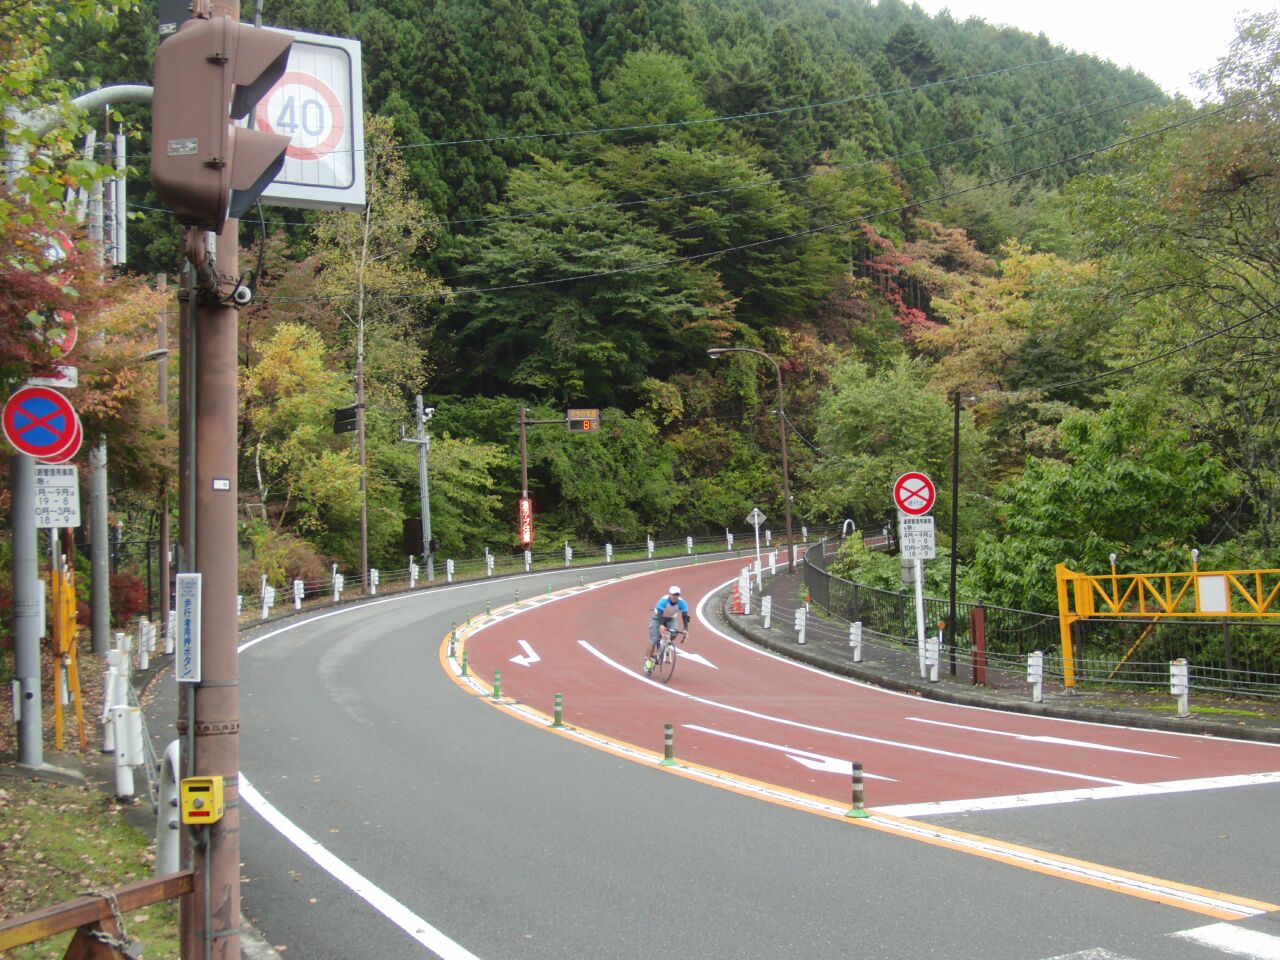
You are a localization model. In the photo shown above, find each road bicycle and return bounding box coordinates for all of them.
[645,625,685,683]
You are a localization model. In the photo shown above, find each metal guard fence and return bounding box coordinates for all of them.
[804,539,1280,700]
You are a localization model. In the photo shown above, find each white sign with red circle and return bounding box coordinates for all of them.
[893,472,936,516]
[254,29,365,212]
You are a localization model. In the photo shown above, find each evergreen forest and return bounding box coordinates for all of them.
[2,0,1279,619]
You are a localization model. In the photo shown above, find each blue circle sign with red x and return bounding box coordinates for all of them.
[3,386,81,460]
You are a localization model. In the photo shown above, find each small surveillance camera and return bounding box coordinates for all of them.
[423,406,436,419]
[232,285,253,306]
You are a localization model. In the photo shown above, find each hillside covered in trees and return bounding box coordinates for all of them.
[7,0,1278,615]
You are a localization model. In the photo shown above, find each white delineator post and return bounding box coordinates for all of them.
[925,633,940,682]
[761,596,772,629]
[1028,650,1044,703]
[1170,658,1190,718]
[293,578,305,609]
[445,559,455,583]
[850,621,863,662]
[794,606,806,644]
[739,569,751,615]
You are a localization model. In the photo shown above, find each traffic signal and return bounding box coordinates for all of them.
[151,16,293,232]
[566,407,600,432]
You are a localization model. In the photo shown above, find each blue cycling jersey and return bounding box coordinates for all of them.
[654,595,689,617]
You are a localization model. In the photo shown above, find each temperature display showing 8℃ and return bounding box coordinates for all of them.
[567,408,600,432]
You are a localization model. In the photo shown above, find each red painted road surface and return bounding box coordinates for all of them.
[462,559,1280,810]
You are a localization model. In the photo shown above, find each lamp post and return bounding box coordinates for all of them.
[707,347,795,573]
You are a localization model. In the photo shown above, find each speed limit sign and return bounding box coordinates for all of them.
[254,28,365,212]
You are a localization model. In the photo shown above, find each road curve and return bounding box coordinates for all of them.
[232,558,1280,960]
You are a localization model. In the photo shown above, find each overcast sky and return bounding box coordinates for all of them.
[908,1,1259,98]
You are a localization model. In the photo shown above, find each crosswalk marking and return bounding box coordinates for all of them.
[1039,923,1280,960]
[1172,923,1280,959]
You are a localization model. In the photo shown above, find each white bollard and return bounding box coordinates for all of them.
[332,573,345,602]
[294,578,305,609]
[100,650,124,754]
[850,621,863,662]
[409,562,418,590]
[564,542,573,567]
[794,606,806,644]
[165,615,175,655]
[605,543,613,563]
[446,559,455,584]
[237,595,243,616]
[753,558,762,590]
[137,620,150,671]
[765,530,772,547]
[769,550,777,576]
[261,585,272,620]
[739,571,751,615]
[762,595,773,629]
[726,531,734,551]
[485,553,495,577]
[926,634,940,682]
[1027,650,1044,703]
[524,550,531,573]
[156,740,182,876]
[110,704,142,799]
[647,538,654,559]
[370,569,380,594]
[1170,658,1191,718]
[686,536,693,556]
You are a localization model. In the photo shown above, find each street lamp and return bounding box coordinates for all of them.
[707,347,795,573]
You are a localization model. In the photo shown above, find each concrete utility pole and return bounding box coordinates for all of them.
[415,396,435,581]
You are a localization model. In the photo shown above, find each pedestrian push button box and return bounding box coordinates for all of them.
[180,775,225,824]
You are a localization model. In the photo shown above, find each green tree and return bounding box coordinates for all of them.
[435,157,732,405]
[972,398,1236,611]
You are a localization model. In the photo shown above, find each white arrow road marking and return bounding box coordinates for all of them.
[580,641,1130,786]
[685,724,895,780]
[679,651,718,669]
[509,640,541,667]
[907,717,1178,757]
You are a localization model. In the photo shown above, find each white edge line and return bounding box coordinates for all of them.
[239,776,482,960]
[693,576,1280,749]
[579,639,1132,786]
[877,771,1280,817]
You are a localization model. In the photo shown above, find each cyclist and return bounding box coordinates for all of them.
[646,585,690,670]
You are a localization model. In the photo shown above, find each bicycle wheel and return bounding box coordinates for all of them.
[653,641,676,683]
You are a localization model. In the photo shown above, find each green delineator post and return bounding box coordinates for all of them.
[492,668,502,700]
[846,761,870,818]
[552,693,564,728]
[660,722,676,766]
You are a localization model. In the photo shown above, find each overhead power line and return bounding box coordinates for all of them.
[260,90,1252,306]
[391,55,1081,152]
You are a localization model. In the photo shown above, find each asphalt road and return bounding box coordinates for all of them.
[202,557,1280,960]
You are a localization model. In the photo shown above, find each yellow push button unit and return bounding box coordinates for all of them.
[180,775,225,824]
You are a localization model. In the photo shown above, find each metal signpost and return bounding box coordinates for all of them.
[747,507,766,577]
[894,472,937,667]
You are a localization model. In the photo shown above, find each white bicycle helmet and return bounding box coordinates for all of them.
[669,585,682,595]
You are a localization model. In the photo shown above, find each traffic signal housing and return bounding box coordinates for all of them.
[151,16,293,232]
